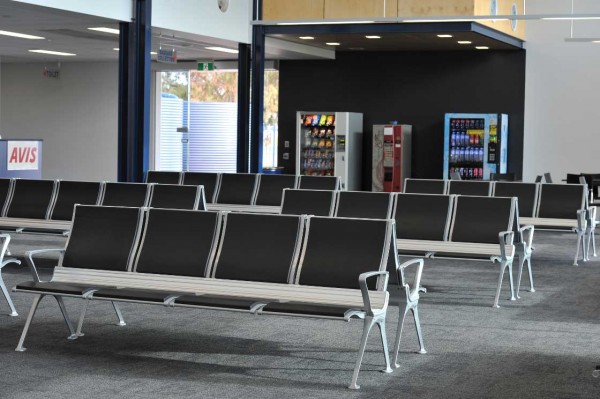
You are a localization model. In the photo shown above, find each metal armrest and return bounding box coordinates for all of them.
[358,270,389,317]
[397,258,424,303]
[0,233,14,266]
[496,231,514,261]
[519,225,535,253]
[25,248,65,283]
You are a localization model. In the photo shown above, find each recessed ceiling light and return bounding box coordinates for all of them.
[437,34,453,38]
[365,35,381,39]
[0,30,44,40]
[458,41,472,45]
[29,49,76,56]
[476,46,490,50]
[594,40,600,43]
[326,42,341,46]
[113,47,119,51]
[278,20,374,25]
[299,36,314,40]
[151,51,157,55]
[88,27,120,35]
[205,46,239,54]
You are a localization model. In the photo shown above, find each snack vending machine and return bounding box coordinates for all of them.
[372,124,412,192]
[443,113,508,180]
[296,111,363,191]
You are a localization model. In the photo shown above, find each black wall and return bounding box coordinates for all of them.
[278,50,526,189]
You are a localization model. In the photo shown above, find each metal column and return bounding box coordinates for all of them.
[237,43,251,173]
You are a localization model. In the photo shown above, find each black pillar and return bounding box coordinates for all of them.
[250,25,265,173]
[117,0,151,182]
[237,43,251,173]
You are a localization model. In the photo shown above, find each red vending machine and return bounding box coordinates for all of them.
[372,124,412,192]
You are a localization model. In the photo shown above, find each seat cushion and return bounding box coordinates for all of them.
[175,295,267,310]
[262,302,358,318]
[14,281,97,295]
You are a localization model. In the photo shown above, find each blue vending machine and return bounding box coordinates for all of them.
[443,113,508,180]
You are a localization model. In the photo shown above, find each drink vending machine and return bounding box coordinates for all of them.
[372,124,412,192]
[443,113,508,180]
[296,111,363,191]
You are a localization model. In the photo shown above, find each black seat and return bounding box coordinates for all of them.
[215,173,258,205]
[254,174,298,206]
[62,205,144,271]
[298,175,340,190]
[280,189,336,216]
[50,181,102,221]
[134,208,221,277]
[566,174,581,185]
[212,212,304,284]
[335,191,395,219]
[403,179,446,195]
[537,184,586,220]
[490,173,516,182]
[394,194,453,241]
[146,171,182,185]
[182,172,220,203]
[448,181,492,196]
[0,178,12,216]
[450,196,515,244]
[101,182,150,207]
[493,182,538,218]
[296,216,390,290]
[6,179,56,219]
[148,184,205,210]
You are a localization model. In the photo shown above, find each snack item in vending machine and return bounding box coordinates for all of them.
[325,140,333,148]
[312,115,320,126]
[326,129,334,140]
[319,114,328,126]
[318,139,326,148]
[319,129,326,138]
[305,137,311,148]
[327,115,335,126]
[304,115,312,126]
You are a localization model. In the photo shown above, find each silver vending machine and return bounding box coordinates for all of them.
[296,111,363,191]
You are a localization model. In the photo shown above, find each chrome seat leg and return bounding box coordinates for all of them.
[526,256,535,293]
[516,252,526,299]
[0,270,18,316]
[574,233,582,266]
[375,318,393,374]
[493,261,509,308]
[392,307,410,368]
[75,299,90,337]
[411,307,427,355]
[54,296,78,340]
[16,294,45,351]
[508,262,516,301]
[112,302,126,326]
[348,315,376,390]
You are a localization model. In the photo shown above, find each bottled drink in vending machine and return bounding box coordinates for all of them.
[451,131,456,147]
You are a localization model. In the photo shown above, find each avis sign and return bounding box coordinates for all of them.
[7,141,39,170]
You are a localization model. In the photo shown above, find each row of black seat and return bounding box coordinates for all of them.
[146,171,341,206]
[13,205,423,389]
[0,179,205,233]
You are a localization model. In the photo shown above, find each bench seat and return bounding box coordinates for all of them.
[0,217,71,233]
[206,204,281,214]
[47,268,388,310]
[519,217,581,229]
[397,239,515,259]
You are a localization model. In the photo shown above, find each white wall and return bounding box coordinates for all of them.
[152,0,252,44]
[0,62,119,181]
[10,0,132,21]
[524,0,600,181]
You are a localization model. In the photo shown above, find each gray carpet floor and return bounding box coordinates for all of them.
[1,231,600,398]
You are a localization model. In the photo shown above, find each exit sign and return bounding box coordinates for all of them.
[198,62,215,71]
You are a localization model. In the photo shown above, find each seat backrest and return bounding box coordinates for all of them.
[490,173,516,182]
[493,182,539,218]
[298,175,341,190]
[544,172,553,184]
[394,193,453,241]
[537,184,586,219]
[280,189,337,216]
[101,182,150,207]
[0,178,12,217]
[134,209,221,277]
[534,175,543,183]
[61,205,144,271]
[254,174,298,206]
[6,179,56,219]
[403,178,447,195]
[296,216,393,290]
[215,173,258,205]
[566,173,581,184]
[145,171,182,185]
[335,191,395,219]
[450,196,515,244]
[212,212,304,283]
[182,172,220,203]
[448,181,492,196]
[148,184,205,210]
[50,181,103,221]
